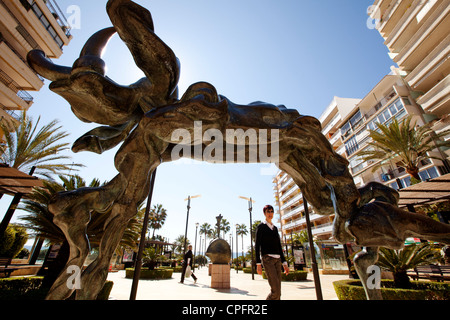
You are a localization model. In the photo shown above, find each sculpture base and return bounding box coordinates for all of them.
[210,264,230,289]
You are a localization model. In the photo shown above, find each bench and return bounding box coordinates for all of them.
[0,257,18,278]
[409,265,450,282]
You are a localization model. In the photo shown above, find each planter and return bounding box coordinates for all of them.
[262,270,308,281]
[333,279,450,300]
[125,268,173,280]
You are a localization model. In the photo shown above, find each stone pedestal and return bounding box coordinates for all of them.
[210,264,230,289]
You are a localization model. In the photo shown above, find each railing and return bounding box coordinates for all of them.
[44,0,72,38]
[0,69,33,104]
[0,34,44,82]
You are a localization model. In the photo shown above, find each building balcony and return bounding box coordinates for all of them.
[404,33,450,92]
[0,69,33,109]
[376,0,414,38]
[416,73,450,116]
[384,0,432,54]
[280,192,302,211]
[394,2,450,71]
[282,203,304,221]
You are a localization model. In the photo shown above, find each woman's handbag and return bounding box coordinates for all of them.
[185,258,191,278]
[185,265,191,278]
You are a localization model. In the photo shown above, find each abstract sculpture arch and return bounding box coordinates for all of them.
[27,0,450,300]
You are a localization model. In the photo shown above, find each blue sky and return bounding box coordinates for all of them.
[1,0,394,253]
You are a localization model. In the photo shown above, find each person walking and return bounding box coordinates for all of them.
[179,245,198,284]
[255,204,289,300]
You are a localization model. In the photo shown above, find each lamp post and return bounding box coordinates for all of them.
[235,223,239,273]
[183,195,201,257]
[239,196,255,280]
[194,222,199,271]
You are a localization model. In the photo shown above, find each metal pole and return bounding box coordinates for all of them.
[303,195,323,300]
[183,197,191,256]
[193,223,198,271]
[248,198,255,280]
[235,224,239,273]
[130,168,157,300]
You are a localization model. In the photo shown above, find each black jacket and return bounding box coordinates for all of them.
[184,250,194,267]
[255,222,286,264]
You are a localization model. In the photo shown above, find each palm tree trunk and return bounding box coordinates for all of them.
[406,166,421,181]
[393,271,411,289]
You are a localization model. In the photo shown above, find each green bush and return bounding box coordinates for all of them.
[172,266,183,273]
[0,225,28,258]
[262,270,308,281]
[333,279,450,300]
[125,268,173,279]
[0,277,113,300]
[0,276,47,300]
[242,268,253,273]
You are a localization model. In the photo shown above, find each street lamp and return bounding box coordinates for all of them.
[194,222,199,271]
[239,196,255,280]
[235,223,239,273]
[183,195,201,256]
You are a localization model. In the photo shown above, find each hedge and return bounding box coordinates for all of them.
[125,268,173,279]
[262,270,308,281]
[0,276,113,300]
[333,279,450,300]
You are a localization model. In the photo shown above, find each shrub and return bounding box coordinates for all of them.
[125,268,173,279]
[333,279,450,300]
[0,225,28,258]
[0,276,46,300]
[0,277,113,300]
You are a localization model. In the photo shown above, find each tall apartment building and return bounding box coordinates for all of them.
[273,0,450,272]
[273,97,361,240]
[370,0,450,154]
[0,0,72,134]
[273,71,449,271]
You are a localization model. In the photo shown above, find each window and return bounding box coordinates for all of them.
[341,110,362,140]
[31,2,65,48]
[419,167,439,181]
[345,135,359,156]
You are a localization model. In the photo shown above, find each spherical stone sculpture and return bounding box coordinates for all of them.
[206,239,231,264]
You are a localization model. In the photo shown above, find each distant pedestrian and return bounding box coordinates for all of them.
[179,245,198,284]
[255,204,289,300]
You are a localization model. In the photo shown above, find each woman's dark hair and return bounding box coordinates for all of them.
[263,205,274,213]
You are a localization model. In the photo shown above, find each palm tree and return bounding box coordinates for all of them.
[236,224,248,259]
[146,204,167,239]
[20,174,141,249]
[199,223,213,255]
[0,111,83,179]
[173,235,189,256]
[376,244,441,289]
[251,220,261,243]
[219,218,230,238]
[359,115,450,182]
[293,230,309,245]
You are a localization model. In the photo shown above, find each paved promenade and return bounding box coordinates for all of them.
[107,265,349,300]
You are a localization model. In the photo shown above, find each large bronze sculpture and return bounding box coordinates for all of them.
[27,0,450,300]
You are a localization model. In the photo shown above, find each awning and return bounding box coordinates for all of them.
[397,173,450,208]
[0,164,43,195]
